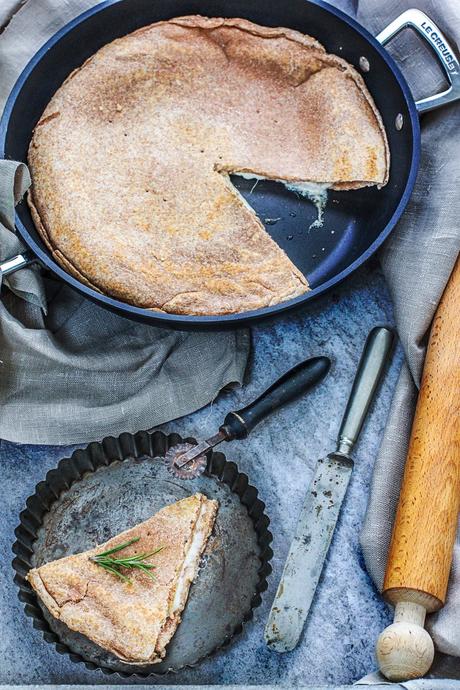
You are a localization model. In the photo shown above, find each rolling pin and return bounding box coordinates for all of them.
[376,256,460,681]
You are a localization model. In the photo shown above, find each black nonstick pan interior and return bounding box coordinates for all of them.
[0,0,420,329]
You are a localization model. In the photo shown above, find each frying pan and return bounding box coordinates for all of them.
[1,1,459,330]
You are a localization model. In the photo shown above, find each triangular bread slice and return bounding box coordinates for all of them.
[27,493,218,664]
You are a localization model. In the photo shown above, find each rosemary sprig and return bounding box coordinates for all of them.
[90,536,163,584]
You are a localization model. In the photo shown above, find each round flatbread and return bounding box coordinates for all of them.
[28,16,389,315]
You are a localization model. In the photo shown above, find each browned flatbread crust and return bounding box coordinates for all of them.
[27,494,218,664]
[28,16,389,315]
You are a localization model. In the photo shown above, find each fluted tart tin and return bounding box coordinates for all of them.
[12,430,273,676]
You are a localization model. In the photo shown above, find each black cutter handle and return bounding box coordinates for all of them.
[222,356,331,440]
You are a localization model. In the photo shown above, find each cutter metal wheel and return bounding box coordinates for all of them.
[164,442,208,479]
[165,355,331,479]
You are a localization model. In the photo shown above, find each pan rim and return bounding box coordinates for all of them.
[0,0,420,328]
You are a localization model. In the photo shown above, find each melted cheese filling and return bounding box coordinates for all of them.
[171,504,208,613]
[234,173,329,229]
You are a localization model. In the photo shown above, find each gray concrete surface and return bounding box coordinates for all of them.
[2,260,402,685]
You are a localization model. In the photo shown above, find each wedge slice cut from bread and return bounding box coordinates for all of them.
[27,493,218,663]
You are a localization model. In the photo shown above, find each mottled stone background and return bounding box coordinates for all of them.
[2,259,403,685]
[2,0,459,686]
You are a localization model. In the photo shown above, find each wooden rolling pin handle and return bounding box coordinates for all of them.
[376,256,460,682]
[376,593,436,681]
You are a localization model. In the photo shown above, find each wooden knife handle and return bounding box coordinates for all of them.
[376,255,460,681]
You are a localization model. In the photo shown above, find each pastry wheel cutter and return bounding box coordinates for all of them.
[165,355,331,478]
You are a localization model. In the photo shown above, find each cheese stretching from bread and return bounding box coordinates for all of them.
[28,16,389,315]
[27,494,218,664]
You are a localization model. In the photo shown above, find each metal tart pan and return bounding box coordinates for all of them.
[12,430,273,676]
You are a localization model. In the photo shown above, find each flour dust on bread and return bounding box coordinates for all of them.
[28,16,389,315]
[27,494,218,664]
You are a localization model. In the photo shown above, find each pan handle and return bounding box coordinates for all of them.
[376,9,460,113]
[0,251,35,279]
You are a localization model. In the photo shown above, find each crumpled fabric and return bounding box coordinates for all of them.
[356,675,460,688]
[0,160,44,307]
[356,0,460,669]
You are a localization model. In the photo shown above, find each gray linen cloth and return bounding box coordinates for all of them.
[356,0,460,671]
[356,681,460,689]
[0,0,249,445]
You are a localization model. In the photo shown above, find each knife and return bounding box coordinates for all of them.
[265,325,395,653]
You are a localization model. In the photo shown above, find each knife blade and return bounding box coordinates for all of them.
[265,452,352,652]
[265,326,395,653]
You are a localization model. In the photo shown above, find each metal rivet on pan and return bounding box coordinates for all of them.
[359,56,370,72]
[395,113,404,130]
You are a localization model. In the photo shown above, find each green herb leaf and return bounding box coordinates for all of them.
[90,538,163,583]
[93,536,140,558]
